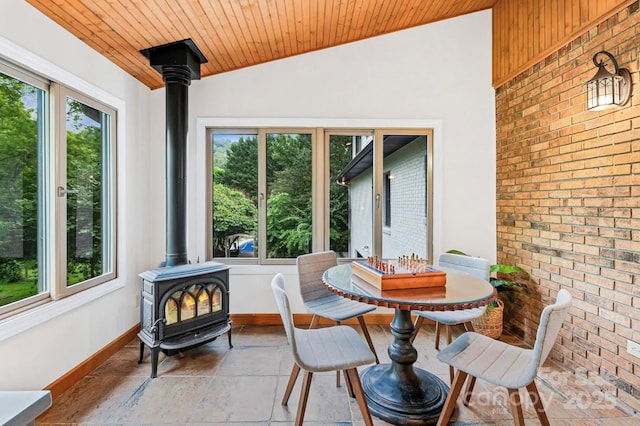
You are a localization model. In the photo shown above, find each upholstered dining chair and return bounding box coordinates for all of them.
[411,253,490,381]
[296,251,379,364]
[271,273,376,426]
[435,289,573,426]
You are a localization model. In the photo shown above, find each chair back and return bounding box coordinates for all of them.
[531,289,572,369]
[271,273,301,361]
[438,253,490,281]
[296,251,338,303]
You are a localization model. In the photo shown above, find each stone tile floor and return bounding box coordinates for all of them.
[38,323,640,425]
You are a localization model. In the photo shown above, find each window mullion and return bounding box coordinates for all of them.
[311,128,324,253]
[322,130,331,252]
[372,130,384,258]
[426,129,434,262]
[257,129,268,263]
[52,82,67,300]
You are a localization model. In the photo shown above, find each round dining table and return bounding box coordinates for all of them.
[322,262,496,425]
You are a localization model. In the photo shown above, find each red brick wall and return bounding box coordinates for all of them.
[495,2,640,412]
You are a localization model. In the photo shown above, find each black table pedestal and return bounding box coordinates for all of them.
[361,309,449,425]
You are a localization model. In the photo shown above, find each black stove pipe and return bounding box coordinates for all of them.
[163,66,190,266]
[140,39,207,267]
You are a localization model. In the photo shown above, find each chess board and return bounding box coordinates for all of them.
[352,259,446,291]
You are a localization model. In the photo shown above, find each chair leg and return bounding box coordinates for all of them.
[445,324,455,384]
[507,388,525,426]
[345,368,374,426]
[442,325,456,383]
[335,320,341,387]
[343,370,355,398]
[462,376,476,406]
[295,371,314,426]
[411,315,425,343]
[434,321,442,350]
[526,381,550,426]
[282,363,301,405]
[436,369,468,426]
[357,316,379,364]
[459,321,477,391]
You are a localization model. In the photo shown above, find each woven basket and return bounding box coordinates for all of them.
[471,300,504,339]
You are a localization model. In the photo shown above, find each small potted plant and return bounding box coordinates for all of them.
[447,250,528,338]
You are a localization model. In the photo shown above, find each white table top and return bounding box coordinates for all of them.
[0,390,52,426]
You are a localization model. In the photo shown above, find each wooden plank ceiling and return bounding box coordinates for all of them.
[25,0,497,89]
[492,0,634,87]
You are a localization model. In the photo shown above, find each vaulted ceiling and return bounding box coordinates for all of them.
[25,0,497,89]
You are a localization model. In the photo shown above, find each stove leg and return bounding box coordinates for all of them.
[150,347,160,378]
[138,341,144,364]
[228,328,233,348]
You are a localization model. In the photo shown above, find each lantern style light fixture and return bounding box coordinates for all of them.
[587,50,632,111]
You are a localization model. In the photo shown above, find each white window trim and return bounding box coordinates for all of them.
[195,117,444,265]
[0,35,128,338]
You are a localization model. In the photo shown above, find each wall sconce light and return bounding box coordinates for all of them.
[587,51,632,111]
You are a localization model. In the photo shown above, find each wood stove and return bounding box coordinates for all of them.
[137,40,232,378]
[137,261,231,378]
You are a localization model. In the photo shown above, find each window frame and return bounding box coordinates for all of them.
[207,128,259,265]
[52,84,117,300]
[323,129,375,258]
[374,129,433,261]
[205,122,435,265]
[0,60,51,314]
[0,60,118,316]
[259,128,316,265]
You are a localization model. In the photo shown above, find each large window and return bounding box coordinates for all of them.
[328,133,373,258]
[0,67,46,309]
[211,131,258,258]
[209,127,432,264]
[0,63,116,315]
[55,88,116,298]
[263,131,313,259]
[379,132,429,259]
[211,129,314,262]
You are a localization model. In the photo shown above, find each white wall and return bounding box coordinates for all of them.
[148,9,497,314]
[0,0,151,390]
